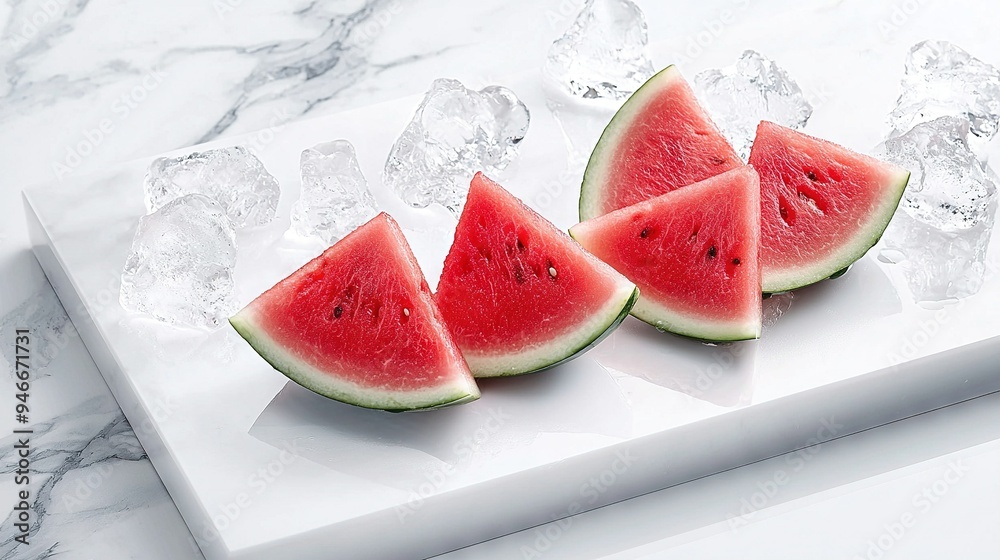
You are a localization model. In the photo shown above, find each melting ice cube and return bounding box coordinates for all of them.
[880,206,996,304]
[291,140,378,244]
[889,41,1000,139]
[694,50,813,161]
[120,194,238,329]
[544,0,655,100]
[384,79,530,214]
[878,116,997,231]
[144,146,280,229]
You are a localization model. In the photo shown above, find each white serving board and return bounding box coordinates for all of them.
[23,62,1000,559]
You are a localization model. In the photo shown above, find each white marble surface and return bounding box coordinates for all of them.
[2,0,1000,558]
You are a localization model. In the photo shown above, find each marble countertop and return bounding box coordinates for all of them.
[1,0,999,558]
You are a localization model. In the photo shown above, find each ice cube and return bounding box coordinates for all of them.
[291,140,377,243]
[384,78,530,214]
[694,50,813,161]
[880,204,996,304]
[889,41,1000,139]
[120,194,238,329]
[877,116,997,231]
[544,0,654,100]
[144,146,280,229]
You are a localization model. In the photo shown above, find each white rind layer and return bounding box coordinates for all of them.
[230,308,481,411]
[629,295,760,342]
[579,65,683,221]
[763,169,912,293]
[464,278,638,377]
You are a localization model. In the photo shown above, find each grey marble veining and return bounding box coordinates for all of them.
[0,0,571,190]
[191,0,396,143]
[0,286,71,377]
[0,273,201,559]
[4,0,1000,558]
[0,1,562,555]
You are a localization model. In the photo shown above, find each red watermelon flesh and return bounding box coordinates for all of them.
[571,166,762,341]
[580,65,741,220]
[749,121,910,293]
[230,213,479,411]
[435,173,638,377]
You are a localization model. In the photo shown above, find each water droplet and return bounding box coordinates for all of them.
[878,248,907,264]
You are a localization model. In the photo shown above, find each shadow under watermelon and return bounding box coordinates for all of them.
[590,316,757,408]
[248,356,632,492]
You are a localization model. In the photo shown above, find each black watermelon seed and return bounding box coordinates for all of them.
[807,171,817,181]
[732,258,741,266]
[640,227,649,238]
[333,306,343,318]
[708,246,717,258]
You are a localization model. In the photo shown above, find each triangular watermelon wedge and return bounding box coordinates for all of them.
[571,166,762,342]
[435,173,639,377]
[579,65,742,221]
[230,213,480,411]
[749,121,910,293]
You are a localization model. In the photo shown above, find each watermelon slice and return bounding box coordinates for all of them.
[579,65,741,221]
[571,166,762,342]
[435,173,638,377]
[230,213,480,411]
[748,121,910,293]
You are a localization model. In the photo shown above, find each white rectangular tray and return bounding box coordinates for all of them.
[23,68,1000,560]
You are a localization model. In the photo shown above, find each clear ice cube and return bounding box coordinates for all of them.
[144,146,280,229]
[120,194,238,329]
[384,78,530,214]
[889,40,1000,139]
[694,50,813,161]
[880,205,996,304]
[291,140,378,244]
[544,0,655,100]
[877,116,997,231]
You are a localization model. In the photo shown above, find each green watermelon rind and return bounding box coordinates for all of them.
[567,235,761,344]
[229,312,481,412]
[579,65,682,222]
[572,166,764,344]
[628,297,761,343]
[762,170,911,294]
[466,284,639,378]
